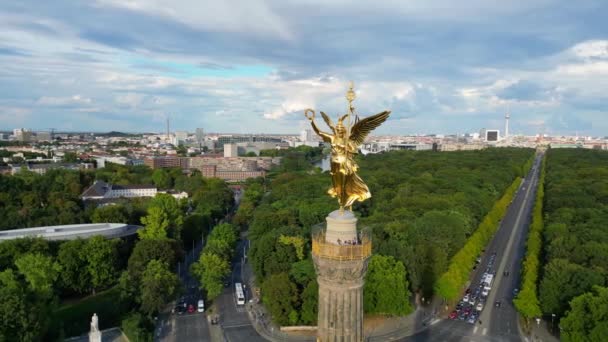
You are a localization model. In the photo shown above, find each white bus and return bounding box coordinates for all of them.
[483,274,494,290]
[235,282,245,306]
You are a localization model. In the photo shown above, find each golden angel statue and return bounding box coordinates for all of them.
[305,83,390,211]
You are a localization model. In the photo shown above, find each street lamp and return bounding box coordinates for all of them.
[551,313,556,333]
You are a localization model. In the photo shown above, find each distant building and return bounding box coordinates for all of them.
[175,131,188,143]
[10,163,93,175]
[95,156,129,168]
[81,180,187,201]
[480,129,500,142]
[224,144,238,158]
[0,223,142,241]
[35,132,52,142]
[13,128,32,142]
[216,134,283,149]
[144,156,189,169]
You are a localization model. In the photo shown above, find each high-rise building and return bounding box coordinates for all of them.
[505,111,510,140]
[175,131,188,143]
[13,128,32,142]
[300,129,313,142]
[195,128,204,146]
[224,144,238,158]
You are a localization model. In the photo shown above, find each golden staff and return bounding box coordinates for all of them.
[346,81,356,137]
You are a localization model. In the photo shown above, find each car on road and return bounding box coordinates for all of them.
[463,294,470,303]
[197,299,205,313]
[174,305,185,315]
[476,302,484,311]
[503,270,510,276]
[449,311,458,319]
[481,288,489,297]
[513,288,519,296]
[188,304,195,314]
[467,314,477,324]
[495,300,502,307]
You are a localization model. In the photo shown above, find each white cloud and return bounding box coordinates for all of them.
[569,40,608,60]
[36,95,92,106]
[95,0,293,40]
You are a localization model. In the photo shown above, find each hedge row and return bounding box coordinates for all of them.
[435,176,523,301]
[513,154,546,320]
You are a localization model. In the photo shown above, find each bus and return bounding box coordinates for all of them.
[235,282,245,306]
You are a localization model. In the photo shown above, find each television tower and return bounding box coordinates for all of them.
[505,110,510,140]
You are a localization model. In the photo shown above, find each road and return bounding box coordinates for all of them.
[215,237,266,342]
[402,152,543,342]
[156,242,210,342]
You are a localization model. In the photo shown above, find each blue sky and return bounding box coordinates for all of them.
[0,0,607,136]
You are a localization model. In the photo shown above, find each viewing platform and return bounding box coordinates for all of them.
[311,224,372,261]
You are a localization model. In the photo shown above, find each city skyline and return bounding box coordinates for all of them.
[1,1,607,135]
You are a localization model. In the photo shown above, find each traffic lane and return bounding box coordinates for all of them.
[464,173,529,307]
[174,313,209,342]
[486,159,541,339]
[461,164,536,333]
[490,168,540,339]
[224,325,267,342]
[400,319,497,342]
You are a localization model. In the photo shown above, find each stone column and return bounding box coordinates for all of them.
[313,210,371,342]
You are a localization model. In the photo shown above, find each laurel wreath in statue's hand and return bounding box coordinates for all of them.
[304,109,315,121]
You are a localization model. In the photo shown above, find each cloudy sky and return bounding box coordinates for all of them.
[1,0,607,136]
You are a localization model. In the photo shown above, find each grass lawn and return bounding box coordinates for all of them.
[49,286,129,339]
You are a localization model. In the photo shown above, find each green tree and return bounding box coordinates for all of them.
[84,236,119,293]
[262,272,298,326]
[561,286,608,342]
[57,239,90,294]
[364,255,413,316]
[63,152,78,163]
[140,260,179,315]
[152,169,171,189]
[191,252,230,300]
[205,223,238,260]
[139,206,170,240]
[148,194,184,239]
[0,269,47,342]
[539,258,605,317]
[15,253,61,298]
[121,312,153,342]
[91,205,129,223]
[300,280,318,325]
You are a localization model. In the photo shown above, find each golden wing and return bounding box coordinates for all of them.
[349,110,391,146]
[320,111,334,130]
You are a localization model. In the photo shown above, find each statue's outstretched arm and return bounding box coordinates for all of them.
[310,119,333,143]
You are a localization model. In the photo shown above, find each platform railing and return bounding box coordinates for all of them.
[311,227,372,261]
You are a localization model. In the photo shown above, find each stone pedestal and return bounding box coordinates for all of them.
[324,210,358,245]
[89,331,101,342]
[312,210,371,342]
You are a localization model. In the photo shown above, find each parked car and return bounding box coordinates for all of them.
[463,294,470,303]
[476,302,484,311]
[467,314,477,324]
[449,311,458,319]
[513,288,519,296]
[174,305,185,315]
[188,304,195,314]
[197,299,205,313]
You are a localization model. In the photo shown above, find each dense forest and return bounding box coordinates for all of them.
[0,163,235,341]
[537,149,608,339]
[245,147,534,325]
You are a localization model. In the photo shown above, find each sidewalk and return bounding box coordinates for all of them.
[366,296,442,341]
[524,319,559,342]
